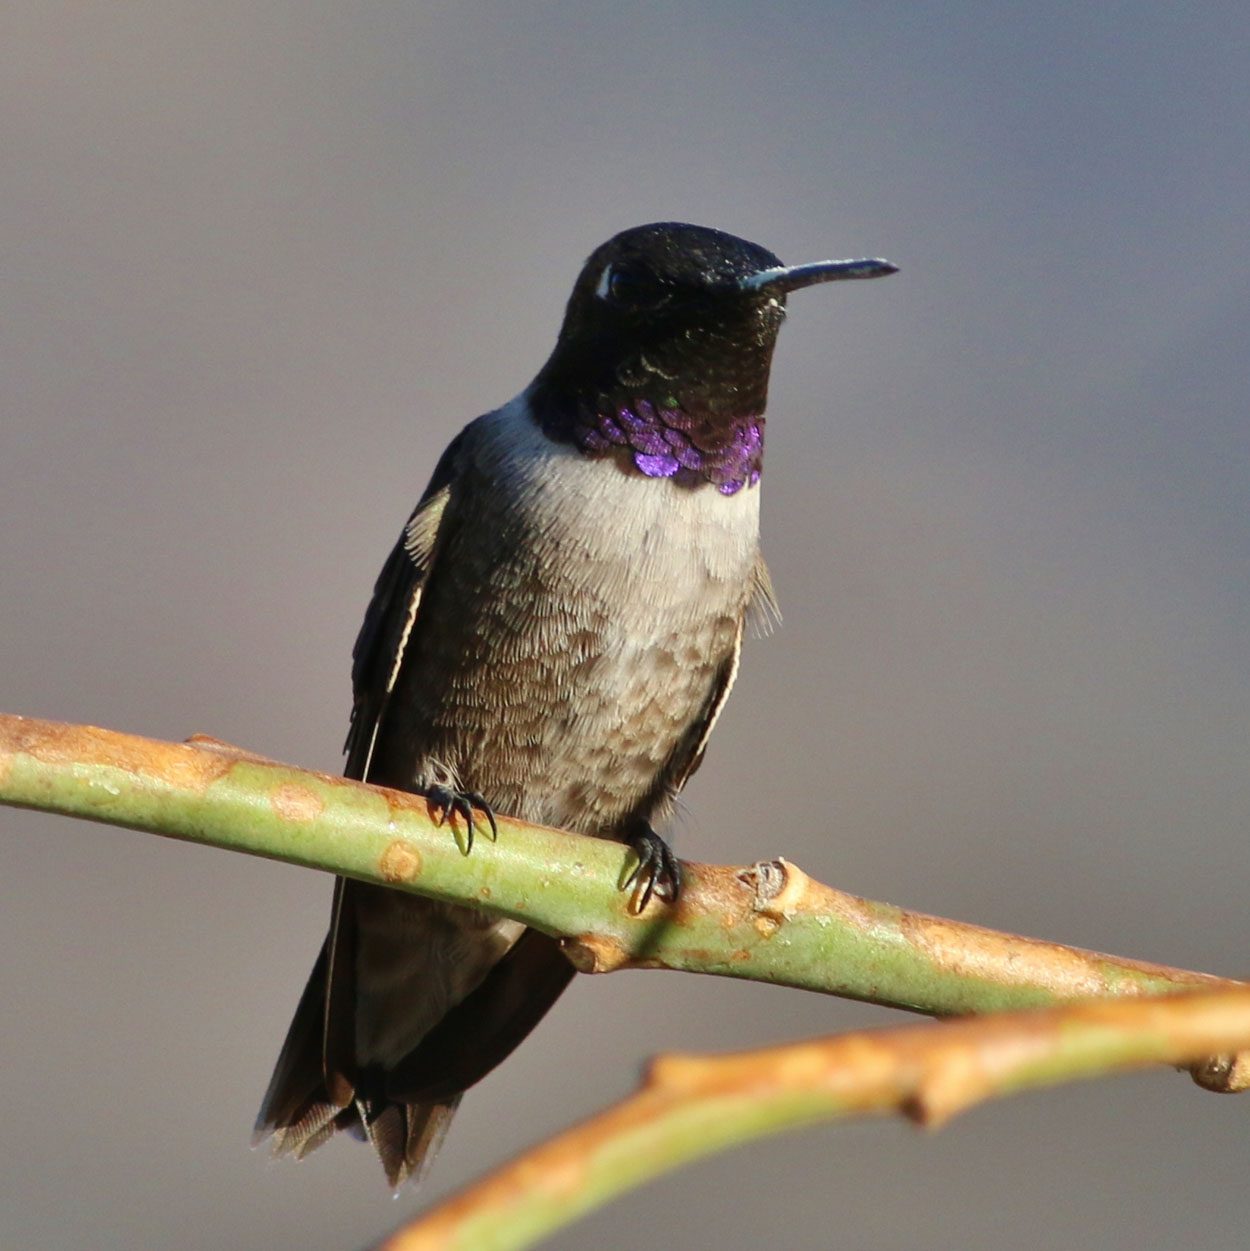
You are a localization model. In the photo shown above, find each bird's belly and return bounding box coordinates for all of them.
[463,600,742,833]
[378,421,761,836]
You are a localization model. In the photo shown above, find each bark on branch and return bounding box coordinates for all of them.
[5,711,1248,1250]
[374,987,1250,1251]
[1,712,1242,1027]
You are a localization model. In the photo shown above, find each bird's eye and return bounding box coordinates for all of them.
[596,264,665,309]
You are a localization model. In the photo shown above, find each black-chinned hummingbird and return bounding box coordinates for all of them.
[255,222,896,1185]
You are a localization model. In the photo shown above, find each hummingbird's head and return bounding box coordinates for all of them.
[531,222,895,493]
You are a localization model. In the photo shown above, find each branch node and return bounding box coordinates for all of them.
[1189,1051,1250,1093]
[737,857,812,922]
[560,932,630,974]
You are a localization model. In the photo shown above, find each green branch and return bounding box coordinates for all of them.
[6,711,1248,1251]
[0,713,1240,1022]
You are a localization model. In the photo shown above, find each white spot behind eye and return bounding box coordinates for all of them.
[594,264,614,301]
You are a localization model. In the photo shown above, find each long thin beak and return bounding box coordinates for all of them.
[741,257,899,296]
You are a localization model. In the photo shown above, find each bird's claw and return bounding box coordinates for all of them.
[623,824,682,911]
[425,785,498,854]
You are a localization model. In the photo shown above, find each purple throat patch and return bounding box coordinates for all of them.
[573,398,764,494]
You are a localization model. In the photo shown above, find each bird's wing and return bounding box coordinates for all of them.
[321,430,469,1103]
[745,553,781,635]
[319,422,572,1182]
[661,553,775,798]
[342,429,467,783]
[664,623,743,800]
[258,432,472,1149]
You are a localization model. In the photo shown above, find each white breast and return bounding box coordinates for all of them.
[477,392,762,618]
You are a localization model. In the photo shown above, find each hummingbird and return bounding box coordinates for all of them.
[255,222,896,1186]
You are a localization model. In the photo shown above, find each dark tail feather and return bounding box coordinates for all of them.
[253,937,357,1161]
[254,939,333,1141]
[254,911,574,1186]
[253,936,463,1187]
[360,1096,462,1189]
[386,927,576,1102]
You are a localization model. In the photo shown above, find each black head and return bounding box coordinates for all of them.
[531,222,895,493]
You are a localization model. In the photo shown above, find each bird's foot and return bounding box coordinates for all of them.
[623,821,682,911]
[423,784,498,854]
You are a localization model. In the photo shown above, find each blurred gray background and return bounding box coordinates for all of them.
[3,4,1249,1248]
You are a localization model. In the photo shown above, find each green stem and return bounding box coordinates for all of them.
[0,713,1236,1017]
